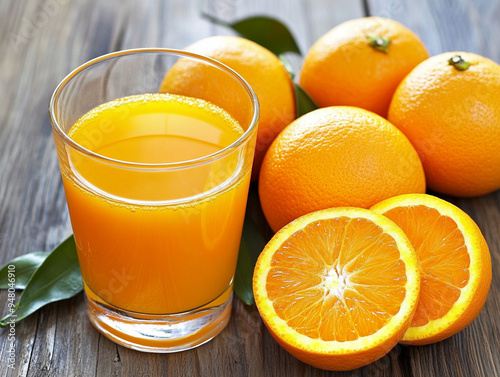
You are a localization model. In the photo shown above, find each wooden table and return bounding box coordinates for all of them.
[1,0,499,376]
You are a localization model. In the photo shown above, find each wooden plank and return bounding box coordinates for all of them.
[367,0,500,59]
[302,0,366,43]
[0,0,72,373]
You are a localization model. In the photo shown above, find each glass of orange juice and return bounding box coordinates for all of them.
[49,49,259,352]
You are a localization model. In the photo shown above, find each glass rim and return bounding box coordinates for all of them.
[49,47,260,170]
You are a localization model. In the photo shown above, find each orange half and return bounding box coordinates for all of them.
[372,194,491,345]
[253,207,420,371]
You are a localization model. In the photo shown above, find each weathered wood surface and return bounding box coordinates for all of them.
[0,0,499,376]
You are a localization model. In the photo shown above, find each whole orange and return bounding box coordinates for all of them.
[258,106,426,232]
[299,17,428,118]
[160,36,296,180]
[388,52,500,197]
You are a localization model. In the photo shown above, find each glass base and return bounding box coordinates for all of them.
[85,287,233,353]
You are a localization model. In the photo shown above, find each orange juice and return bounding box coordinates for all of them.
[61,93,251,314]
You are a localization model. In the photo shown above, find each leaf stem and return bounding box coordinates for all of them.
[448,55,470,71]
[367,35,391,53]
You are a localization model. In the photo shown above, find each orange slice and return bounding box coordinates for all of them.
[371,194,492,345]
[253,208,420,371]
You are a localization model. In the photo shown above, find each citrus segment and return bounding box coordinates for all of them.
[382,205,470,327]
[371,194,492,345]
[253,208,420,371]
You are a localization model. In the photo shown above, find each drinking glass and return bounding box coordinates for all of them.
[49,49,259,352]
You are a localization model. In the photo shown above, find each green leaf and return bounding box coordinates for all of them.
[0,236,83,326]
[295,82,319,117]
[202,13,301,57]
[234,238,255,305]
[234,216,268,305]
[0,252,50,289]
